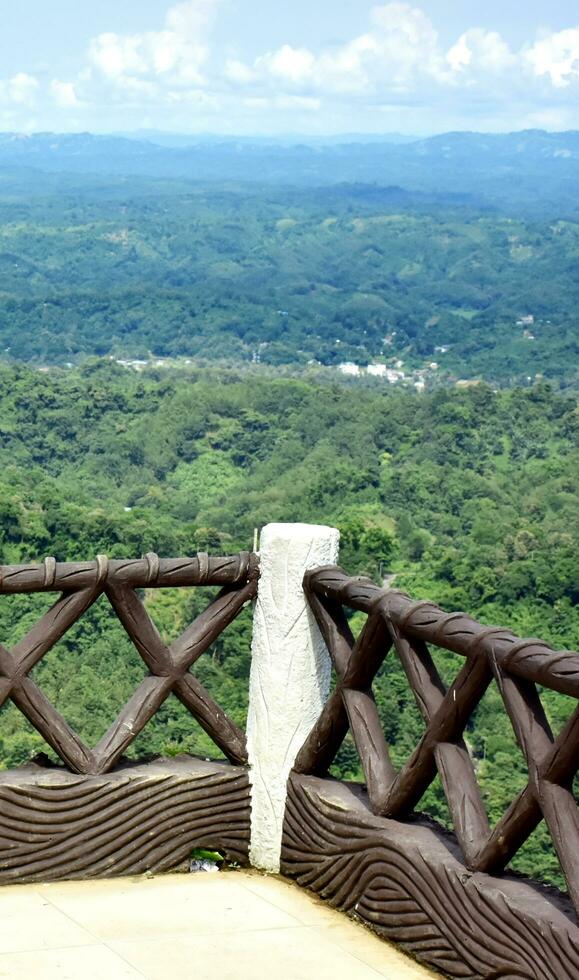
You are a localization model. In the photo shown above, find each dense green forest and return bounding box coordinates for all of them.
[0,168,577,386]
[0,362,576,890]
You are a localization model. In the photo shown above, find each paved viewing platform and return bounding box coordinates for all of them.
[0,870,434,979]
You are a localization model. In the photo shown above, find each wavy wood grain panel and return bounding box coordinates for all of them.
[281,773,579,980]
[0,757,250,883]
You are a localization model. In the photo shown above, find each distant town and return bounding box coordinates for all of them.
[30,314,544,391]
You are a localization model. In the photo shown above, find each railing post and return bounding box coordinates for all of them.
[246,522,340,872]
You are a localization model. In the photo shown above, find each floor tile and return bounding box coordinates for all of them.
[43,873,300,941]
[320,921,435,978]
[110,926,385,980]
[240,872,344,926]
[241,874,435,977]
[0,944,144,979]
[0,901,95,955]
[0,886,51,913]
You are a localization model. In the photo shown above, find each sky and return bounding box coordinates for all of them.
[2,1,579,136]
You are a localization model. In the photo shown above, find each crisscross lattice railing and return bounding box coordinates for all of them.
[295,566,579,916]
[0,553,259,775]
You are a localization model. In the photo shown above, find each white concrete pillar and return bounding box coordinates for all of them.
[246,522,340,872]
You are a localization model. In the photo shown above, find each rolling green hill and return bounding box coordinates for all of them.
[0,172,577,386]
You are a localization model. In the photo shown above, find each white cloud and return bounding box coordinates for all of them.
[257,46,316,86]
[214,4,579,129]
[368,1,445,83]
[234,5,523,103]
[227,4,519,100]
[5,73,39,106]
[50,80,80,107]
[246,4,448,97]
[88,0,222,89]
[527,28,579,88]
[224,59,257,85]
[447,30,514,75]
[89,33,147,79]
[6,2,579,133]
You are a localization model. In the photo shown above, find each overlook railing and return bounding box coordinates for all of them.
[295,566,579,918]
[0,552,258,882]
[0,553,258,774]
[0,530,577,979]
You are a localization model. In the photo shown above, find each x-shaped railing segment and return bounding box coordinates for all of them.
[0,558,257,775]
[0,587,101,773]
[294,591,395,803]
[296,588,492,861]
[297,567,579,916]
[473,662,579,907]
[98,581,253,772]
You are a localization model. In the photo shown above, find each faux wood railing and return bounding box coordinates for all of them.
[1,543,578,977]
[295,566,579,915]
[0,553,258,880]
[0,553,258,773]
[278,565,579,978]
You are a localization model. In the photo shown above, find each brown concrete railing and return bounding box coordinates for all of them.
[0,553,258,773]
[0,552,258,884]
[296,565,579,912]
[281,564,579,978]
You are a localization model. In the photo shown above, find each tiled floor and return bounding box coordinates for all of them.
[0,871,436,979]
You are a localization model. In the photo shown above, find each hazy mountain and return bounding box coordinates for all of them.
[1,129,579,213]
[120,131,420,148]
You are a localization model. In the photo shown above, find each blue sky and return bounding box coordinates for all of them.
[2,1,579,135]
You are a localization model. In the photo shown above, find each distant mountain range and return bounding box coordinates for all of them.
[0,127,577,385]
[120,131,420,147]
[1,129,579,212]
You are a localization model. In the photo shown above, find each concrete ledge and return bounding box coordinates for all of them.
[0,756,250,884]
[281,772,579,980]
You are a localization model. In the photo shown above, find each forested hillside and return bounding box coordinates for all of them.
[0,362,576,888]
[0,169,577,386]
